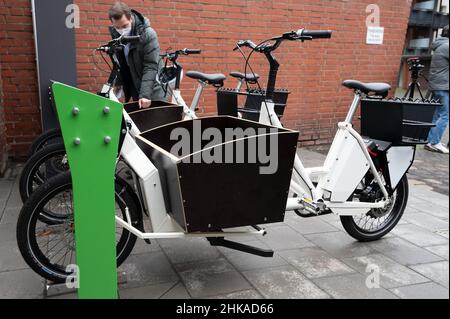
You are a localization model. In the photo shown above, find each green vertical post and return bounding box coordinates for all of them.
[52,82,123,299]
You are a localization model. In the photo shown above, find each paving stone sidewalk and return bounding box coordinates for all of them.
[0,149,448,299]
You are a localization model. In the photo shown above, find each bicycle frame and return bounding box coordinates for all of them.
[96,46,253,240]
[169,81,201,120]
[98,80,266,239]
[259,94,392,216]
[110,34,412,241]
[160,49,252,121]
[96,48,278,239]
[114,91,396,243]
[116,123,268,238]
[171,78,246,121]
[234,32,415,217]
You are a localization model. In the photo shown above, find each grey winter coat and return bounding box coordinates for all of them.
[109,10,165,101]
[428,37,449,91]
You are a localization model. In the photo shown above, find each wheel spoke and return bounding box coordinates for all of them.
[23,176,135,283]
[350,173,403,233]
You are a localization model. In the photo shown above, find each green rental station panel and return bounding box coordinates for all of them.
[52,82,123,299]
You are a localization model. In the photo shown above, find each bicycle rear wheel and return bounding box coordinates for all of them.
[340,174,408,242]
[20,143,67,204]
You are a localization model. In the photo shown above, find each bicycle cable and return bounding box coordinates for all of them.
[92,49,113,74]
[240,37,315,197]
[242,38,276,126]
[235,46,258,93]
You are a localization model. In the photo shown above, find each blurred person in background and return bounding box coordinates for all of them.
[109,1,165,108]
[425,25,449,154]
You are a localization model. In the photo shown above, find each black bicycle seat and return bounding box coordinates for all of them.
[342,80,391,97]
[186,71,226,87]
[229,71,260,82]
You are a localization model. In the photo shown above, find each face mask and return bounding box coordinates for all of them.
[116,26,132,36]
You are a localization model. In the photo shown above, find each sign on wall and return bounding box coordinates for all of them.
[366,26,385,45]
[365,4,384,45]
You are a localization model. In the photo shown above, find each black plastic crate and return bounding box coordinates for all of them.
[360,98,440,145]
[217,88,290,122]
[242,89,290,121]
[136,116,299,232]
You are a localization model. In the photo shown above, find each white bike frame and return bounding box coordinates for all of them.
[168,73,245,121]
[259,92,412,217]
[112,87,415,241]
[96,35,414,242]
[102,85,265,239]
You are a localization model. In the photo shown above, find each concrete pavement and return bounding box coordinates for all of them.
[0,148,448,299]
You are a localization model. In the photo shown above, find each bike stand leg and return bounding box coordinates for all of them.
[43,280,75,298]
[43,273,129,299]
[207,237,274,258]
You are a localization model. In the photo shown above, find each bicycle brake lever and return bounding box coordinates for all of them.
[96,46,110,52]
[255,43,273,52]
[234,41,244,51]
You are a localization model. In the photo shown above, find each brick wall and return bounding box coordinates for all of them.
[1,0,412,159]
[0,0,41,160]
[0,59,7,174]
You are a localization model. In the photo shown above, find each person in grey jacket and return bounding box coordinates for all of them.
[108,2,165,108]
[425,25,449,154]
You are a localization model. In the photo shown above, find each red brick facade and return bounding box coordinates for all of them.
[0,59,7,173]
[0,0,412,160]
[0,0,41,160]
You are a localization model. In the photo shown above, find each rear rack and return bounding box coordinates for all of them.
[360,98,440,146]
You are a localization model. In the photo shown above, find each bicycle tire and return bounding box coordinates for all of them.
[27,128,62,158]
[17,171,140,283]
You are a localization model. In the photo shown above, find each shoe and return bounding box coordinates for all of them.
[425,143,449,154]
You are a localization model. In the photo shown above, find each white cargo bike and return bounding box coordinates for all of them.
[17,29,436,283]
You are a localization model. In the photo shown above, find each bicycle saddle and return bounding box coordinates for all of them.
[229,71,260,82]
[342,80,391,97]
[186,71,226,87]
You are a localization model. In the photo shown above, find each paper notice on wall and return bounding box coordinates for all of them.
[366,26,384,45]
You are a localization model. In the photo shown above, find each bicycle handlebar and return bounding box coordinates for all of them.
[160,48,202,63]
[121,35,141,44]
[96,35,141,52]
[183,48,201,55]
[296,29,332,39]
[234,28,333,101]
[234,28,333,52]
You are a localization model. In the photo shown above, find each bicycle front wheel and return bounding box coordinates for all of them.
[16,171,139,283]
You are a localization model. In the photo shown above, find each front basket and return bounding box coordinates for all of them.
[135,116,299,233]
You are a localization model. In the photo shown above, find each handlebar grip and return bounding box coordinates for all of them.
[299,29,332,39]
[121,35,141,44]
[184,49,201,55]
